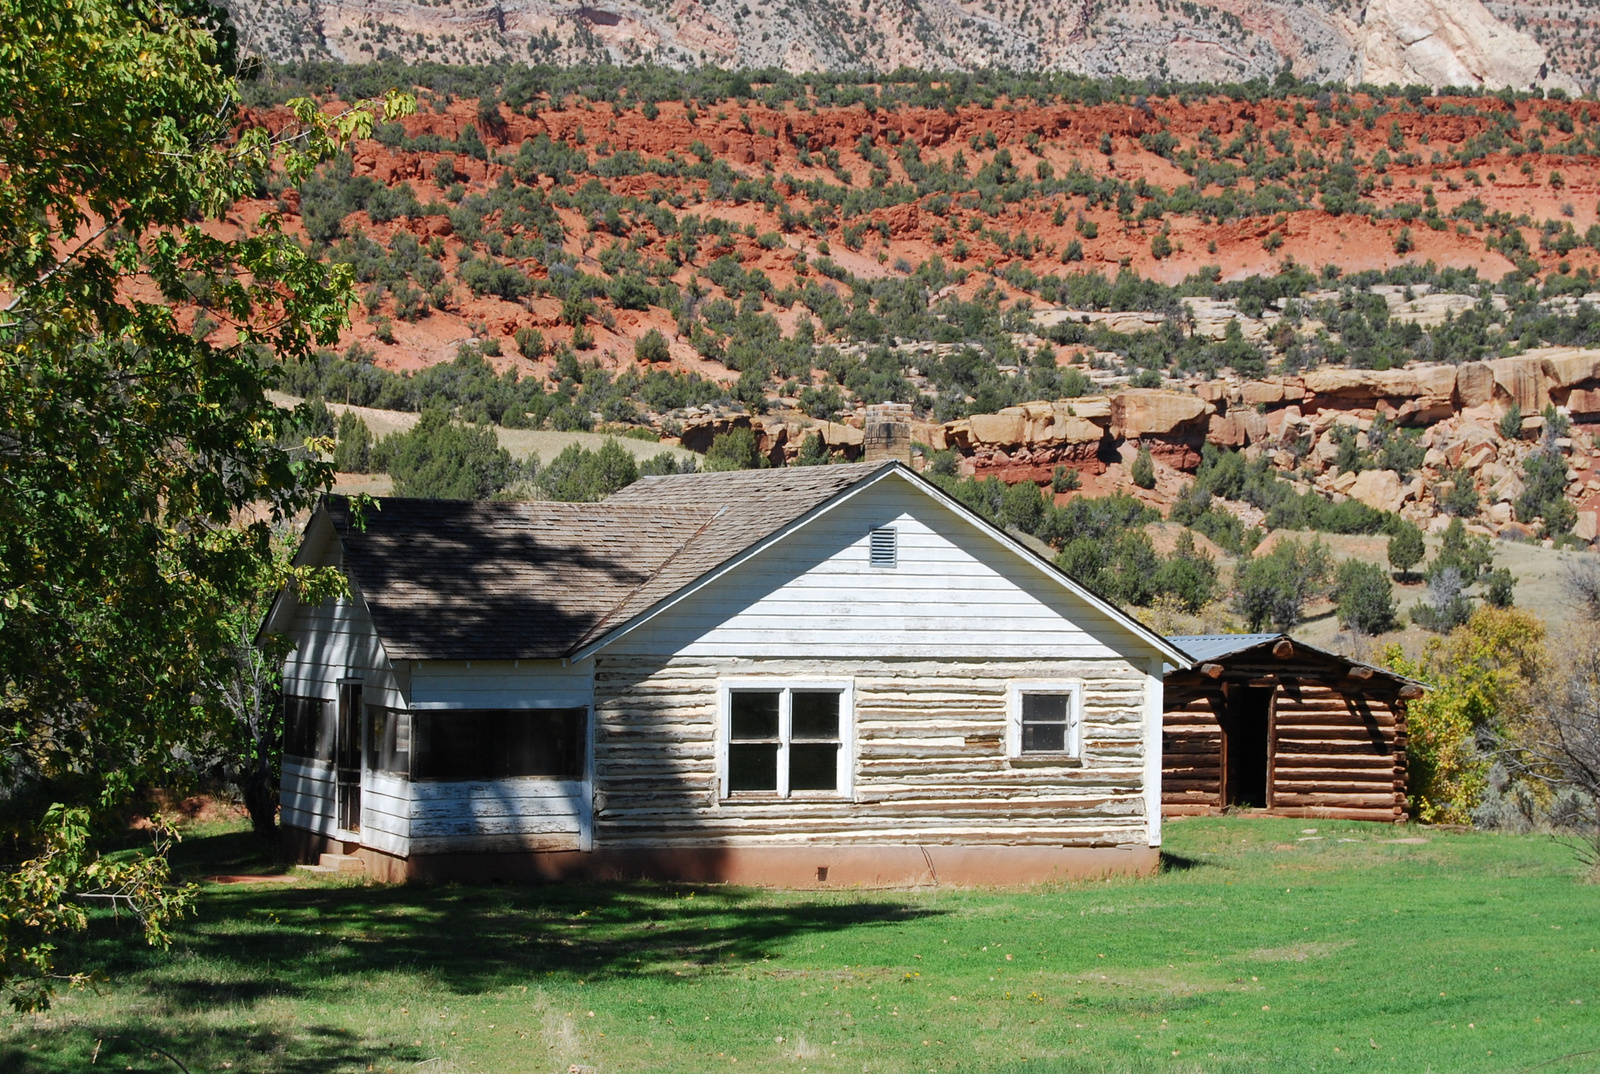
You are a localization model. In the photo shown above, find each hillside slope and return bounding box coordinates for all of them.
[221,0,1593,94]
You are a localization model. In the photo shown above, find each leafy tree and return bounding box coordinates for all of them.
[1130,446,1156,489]
[332,411,374,472]
[1333,559,1397,634]
[0,0,410,1008]
[1384,609,1546,823]
[1231,538,1332,631]
[378,410,516,498]
[704,427,765,471]
[1387,520,1425,578]
[536,438,639,501]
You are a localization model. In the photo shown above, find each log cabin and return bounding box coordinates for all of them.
[262,460,1192,885]
[1161,634,1425,823]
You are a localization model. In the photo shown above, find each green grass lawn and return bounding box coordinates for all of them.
[3,816,1598,1073]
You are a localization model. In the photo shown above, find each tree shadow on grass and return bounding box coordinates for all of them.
[54,827,943,1033]
[3,1020,423,1074]
[1158,850,1209,873]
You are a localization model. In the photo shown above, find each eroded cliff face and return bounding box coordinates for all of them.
[1354,0,1577,94]
[219,0,1596,93]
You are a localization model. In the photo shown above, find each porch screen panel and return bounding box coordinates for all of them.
[283,696,333,761]
[412,708,585,780]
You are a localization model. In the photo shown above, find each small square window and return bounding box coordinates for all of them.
[1009,683,1082,760]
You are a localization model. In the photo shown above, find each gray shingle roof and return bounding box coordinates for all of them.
[324,463,895,661]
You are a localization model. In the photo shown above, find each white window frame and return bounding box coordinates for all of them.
[717,678,855,800]
[1007,680,1084,763]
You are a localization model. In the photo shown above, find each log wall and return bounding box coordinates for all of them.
[593,656,1157,849]
[1161,682,1407,822]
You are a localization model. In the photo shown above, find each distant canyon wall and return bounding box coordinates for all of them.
[222,0,1585,93]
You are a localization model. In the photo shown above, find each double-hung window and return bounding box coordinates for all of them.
[722,683,852,798]
[1007,681,1083,761]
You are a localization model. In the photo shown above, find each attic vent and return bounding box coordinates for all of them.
[869,526,897,568]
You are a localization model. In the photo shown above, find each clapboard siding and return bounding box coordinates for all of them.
[607,481,1145,661]
[282,759,337,836]
[407,778,588,853]
[591,656,1157,848]
[410,659,594,708]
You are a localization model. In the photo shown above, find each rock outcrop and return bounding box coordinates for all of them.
[1353,0,1578,94]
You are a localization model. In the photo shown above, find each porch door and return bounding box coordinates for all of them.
[336,682,363,832]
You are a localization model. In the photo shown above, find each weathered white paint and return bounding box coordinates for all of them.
[281,758,336,837]
[1005,680,1084,760]
[409,658,594,709]
[605,480,1152,661]
[408,777,590,853]
[1142,656,1165,848]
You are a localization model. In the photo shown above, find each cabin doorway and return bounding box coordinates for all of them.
[1221,686,1272,809]
[336,682,363,832]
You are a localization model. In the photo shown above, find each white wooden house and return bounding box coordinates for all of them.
[263,461,1190,885]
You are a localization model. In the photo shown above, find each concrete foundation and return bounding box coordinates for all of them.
[282,827,1158,887]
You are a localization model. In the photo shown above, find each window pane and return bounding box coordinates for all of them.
[729,743,779,791]
[730,691,780,740]
[1022,693,1069,724]
[1022,722,1067,753]
[791,692,840,740]
[789,743,839,791]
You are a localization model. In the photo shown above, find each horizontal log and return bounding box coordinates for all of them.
[1273,779,1406,794]
[1260,805,1406,821]
[1273,792,1405,807]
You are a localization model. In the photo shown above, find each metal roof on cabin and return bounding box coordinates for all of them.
[1165,633,1427,690]
[1164,634,1287,663]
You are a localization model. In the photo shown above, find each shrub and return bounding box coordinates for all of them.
[633,327,671,364]
[513,326,545,358]
[1333,559,1397,634]
[793,431,829,466]
[1051,465,1080,493]
[703,427,764,471]
[1130,446,1155,489]
[1516,449,1574,532]
[1498,401,1523,440]
[379,410,517,499]
[536,439,639,501]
